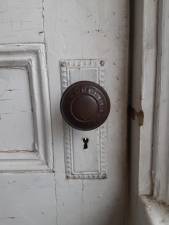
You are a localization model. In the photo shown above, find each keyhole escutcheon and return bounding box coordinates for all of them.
[82,138,89,149]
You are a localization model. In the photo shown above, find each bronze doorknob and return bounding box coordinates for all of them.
[60,81,110,131]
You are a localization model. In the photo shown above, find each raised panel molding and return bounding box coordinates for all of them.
[0,44,53,172]
[60,59,107,179]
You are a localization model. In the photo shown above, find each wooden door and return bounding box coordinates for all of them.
[0,1,129,225]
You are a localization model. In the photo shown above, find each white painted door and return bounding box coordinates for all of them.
[0,1,129,225]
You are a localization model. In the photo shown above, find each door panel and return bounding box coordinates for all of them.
[0,1,129,225]
[0,0,44,43]
[0,174,57,225]
[44,1,129,225]
[0,67,34,151]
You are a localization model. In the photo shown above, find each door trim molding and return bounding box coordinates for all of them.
[0,44,53,172]
[129,0,159,224]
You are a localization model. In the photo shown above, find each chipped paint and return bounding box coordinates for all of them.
[129,106,144,126]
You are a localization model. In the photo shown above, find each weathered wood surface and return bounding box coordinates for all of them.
[0,0,129,225]
[44,1,129,225]
[153,0,169,205]
[0,0,44,43]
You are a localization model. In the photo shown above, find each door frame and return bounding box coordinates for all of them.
[129,0,169,224]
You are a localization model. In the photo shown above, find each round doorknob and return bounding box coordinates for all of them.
[60,81,110,131]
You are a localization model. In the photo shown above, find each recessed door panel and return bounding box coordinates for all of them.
[0,67,34,151]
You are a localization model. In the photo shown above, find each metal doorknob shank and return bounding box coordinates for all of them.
[60,81,110,130]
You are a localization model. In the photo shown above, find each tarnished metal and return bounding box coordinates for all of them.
[60,81,110,130]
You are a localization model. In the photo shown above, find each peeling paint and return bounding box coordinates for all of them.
[129,106,144,126]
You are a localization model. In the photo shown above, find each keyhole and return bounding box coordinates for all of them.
[82,138,89,149]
